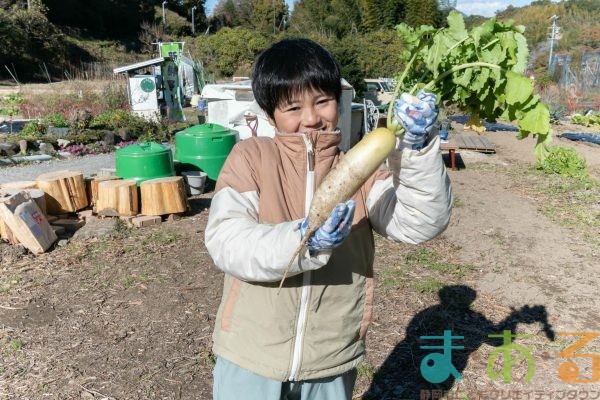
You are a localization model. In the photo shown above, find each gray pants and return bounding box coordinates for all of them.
[213,357,357,400]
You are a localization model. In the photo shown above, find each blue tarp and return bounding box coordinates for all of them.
[559,133,600,145]
[0,120,30,133]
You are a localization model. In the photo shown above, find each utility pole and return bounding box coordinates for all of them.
[192,6,197,36]
[548,15,560,68]
[162,1,168,27]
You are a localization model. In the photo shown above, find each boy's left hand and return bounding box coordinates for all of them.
[394,90,438,150]
[300,200,355,252]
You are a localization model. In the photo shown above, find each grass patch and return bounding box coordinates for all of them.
[356,362,376,380]
[142,230,181,245]
[452,196,463,208]
[405,248,475,277]
[412,278,446,293]
[9,339,23,352]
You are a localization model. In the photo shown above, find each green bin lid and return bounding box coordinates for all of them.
[117,142,170,156]
[178,123,235,136]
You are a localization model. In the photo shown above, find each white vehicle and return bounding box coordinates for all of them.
[364,78,394,105]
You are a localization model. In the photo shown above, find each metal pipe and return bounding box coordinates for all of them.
[192,6,197,35]
[162,1,168,26]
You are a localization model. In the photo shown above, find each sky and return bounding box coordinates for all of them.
[204,0,543,18]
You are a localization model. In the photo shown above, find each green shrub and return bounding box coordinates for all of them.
[537,146,588,178]
[0,94,25,116]
[42,113,69,128]
[19,120,46,139]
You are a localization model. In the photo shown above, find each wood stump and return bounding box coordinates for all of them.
[0,189,47,244]
[90,176,121,207]
[96,179,139,216]
[36,170,89,215]
[140,177,187,216]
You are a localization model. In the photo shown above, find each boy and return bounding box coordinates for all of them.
[205,38,452,399]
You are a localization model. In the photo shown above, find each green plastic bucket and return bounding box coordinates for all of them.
[174,123,238,181]
[116,142,175,185]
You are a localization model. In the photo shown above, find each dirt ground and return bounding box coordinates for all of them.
[0,122,599,399]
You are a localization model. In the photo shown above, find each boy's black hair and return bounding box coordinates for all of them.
[252,38,341,119]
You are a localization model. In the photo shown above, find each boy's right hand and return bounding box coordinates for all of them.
[300,200,355,252]
[394,90,438,150]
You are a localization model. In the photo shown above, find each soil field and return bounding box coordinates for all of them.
[0,124,599,399]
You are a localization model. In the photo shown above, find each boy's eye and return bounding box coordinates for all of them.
[284,106,300,112]
[317,98,333,105]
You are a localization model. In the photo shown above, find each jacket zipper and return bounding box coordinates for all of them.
[289,134,315,381]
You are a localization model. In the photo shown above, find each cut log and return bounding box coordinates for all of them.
[0,189,47,244]
[140,176,187,216]
[36,170,89,214]
[0,180,37,193]
[96,179,139,216]
[90,176,121,206]
[0,191,57,253]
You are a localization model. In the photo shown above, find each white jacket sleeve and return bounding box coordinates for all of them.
[205,187,331,282]
[366,135,452,244]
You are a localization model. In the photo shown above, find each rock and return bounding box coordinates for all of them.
[72,217,118,240]
[116,128,131,141]
[0,142,16,156]
[38,142,56,155]
[102,130,115,145]
[18,139,27,154]
[57,139,71,148]
[57,239,69,247]
[46,127,69,137]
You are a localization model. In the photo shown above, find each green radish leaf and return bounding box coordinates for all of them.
[513,33,529,74]
[505,71,533,105]
[519,102,550,135]
[447,11,468,42]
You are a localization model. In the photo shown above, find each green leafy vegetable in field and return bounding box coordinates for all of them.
[389,11,552,161]
[571,113,600,128]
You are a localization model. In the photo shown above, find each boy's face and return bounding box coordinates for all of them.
[269,88,338,134]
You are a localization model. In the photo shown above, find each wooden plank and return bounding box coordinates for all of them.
[456,135,496,153]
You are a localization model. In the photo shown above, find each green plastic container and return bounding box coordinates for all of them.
[116,142,175,185]
[174,123,238,181]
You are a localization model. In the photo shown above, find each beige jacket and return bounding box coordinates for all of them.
[205,130,452,381]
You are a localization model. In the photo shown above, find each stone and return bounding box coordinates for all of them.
[57,139,71,148]
[57,239,69,247]
[18,139,27,154]
[72,217,118,240]
[116,128,131,141]
[102,130,115,145]
[132,215,161,228]
[38,142,56,155]
[0,142,16,156]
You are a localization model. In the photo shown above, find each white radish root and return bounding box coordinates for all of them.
[278,127,397,291]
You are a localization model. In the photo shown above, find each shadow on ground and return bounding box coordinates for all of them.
[364,285,555,399]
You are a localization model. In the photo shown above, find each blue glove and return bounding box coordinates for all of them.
[300,200,355,252]
[394,90,439,150]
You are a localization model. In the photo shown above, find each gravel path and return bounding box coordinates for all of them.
[0,153,115,184]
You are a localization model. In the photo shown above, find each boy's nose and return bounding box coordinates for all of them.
[302,107,321,129]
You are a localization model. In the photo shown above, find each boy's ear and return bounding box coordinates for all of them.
[267,115,277,128]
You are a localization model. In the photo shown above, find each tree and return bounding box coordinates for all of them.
[358,0,382,32]
[404,0,439,27]
[193,27,268,77]
[290,0,332,35]
[250,0,288,34]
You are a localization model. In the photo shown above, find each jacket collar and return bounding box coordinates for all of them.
[274,130,341,161]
